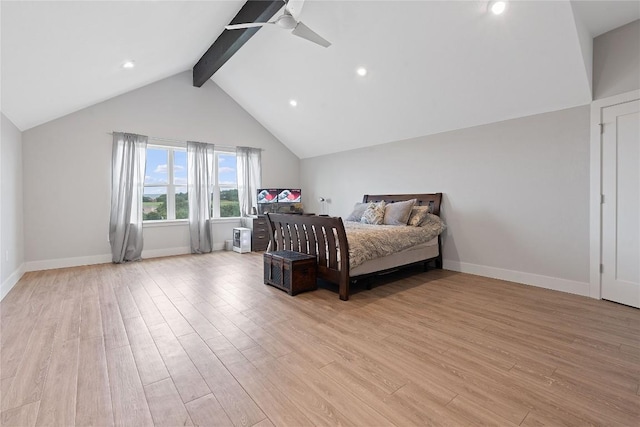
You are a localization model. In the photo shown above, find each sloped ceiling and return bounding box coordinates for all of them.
[0,0,245,130]
[212,0,638,158]
[2,1,638,159]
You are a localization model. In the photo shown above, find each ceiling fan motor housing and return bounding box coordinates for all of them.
[276,13,297,29]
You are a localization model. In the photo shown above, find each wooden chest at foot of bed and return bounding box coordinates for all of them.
[264,250,317,296]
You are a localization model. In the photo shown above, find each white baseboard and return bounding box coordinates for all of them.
[443,259,591,297]
[23,244,228,273]
[24,254,113,272]
[1,263,26,301]
[141,246,191,259]
[142,243,226,257]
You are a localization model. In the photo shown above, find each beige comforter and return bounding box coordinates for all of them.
[344,218,445,269]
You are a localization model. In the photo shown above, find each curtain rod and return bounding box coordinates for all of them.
[106,132,264,152]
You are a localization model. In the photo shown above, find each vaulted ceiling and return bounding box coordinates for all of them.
[2,1,638,158]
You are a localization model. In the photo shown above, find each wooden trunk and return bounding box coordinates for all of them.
[263,250,317,296]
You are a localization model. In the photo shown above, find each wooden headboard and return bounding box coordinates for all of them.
[363,193,442,216]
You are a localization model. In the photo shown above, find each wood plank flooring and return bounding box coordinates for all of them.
[1,251,639,426]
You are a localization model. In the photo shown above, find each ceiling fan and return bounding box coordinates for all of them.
[225,0,331,48]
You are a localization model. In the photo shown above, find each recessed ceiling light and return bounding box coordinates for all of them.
[489,1,507,15]
[356,67,367,77]
[289,99,298,107]
[122,60,135,69]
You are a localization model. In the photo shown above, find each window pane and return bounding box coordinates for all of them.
[218,153,237,185]
[145,148,169,185]
[143,187,167,220]
[174,150,187,186]
[175,187,188,220]
[220,188,240,217]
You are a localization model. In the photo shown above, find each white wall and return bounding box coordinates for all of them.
[593,19,640,100]
[1,113,25,299]
[301,105,591,296]
[22,72,299,270]
[570,0,593,97]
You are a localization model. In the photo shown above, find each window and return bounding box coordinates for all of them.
[143,145,188,221]
[143,144,240,221]
[214,151,240,218]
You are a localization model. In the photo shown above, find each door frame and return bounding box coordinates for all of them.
[589,89,640,299]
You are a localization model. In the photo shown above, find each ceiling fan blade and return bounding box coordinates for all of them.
[225,22,271,30]
[291,21,331,47]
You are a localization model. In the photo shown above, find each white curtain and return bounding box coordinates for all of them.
[187,141,215,253]
[109,132,147,263]
[236,147,262,217]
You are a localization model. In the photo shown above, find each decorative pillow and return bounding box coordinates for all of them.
[345,202,369,222]
[361,201,386,225]
[383,199,417,225]
[407,205,432,227]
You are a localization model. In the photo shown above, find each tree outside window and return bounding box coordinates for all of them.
[143,146,188,221]
[216,152,240,218]
[143,145,240,221]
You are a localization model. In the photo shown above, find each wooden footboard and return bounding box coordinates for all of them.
[265,214,352,300]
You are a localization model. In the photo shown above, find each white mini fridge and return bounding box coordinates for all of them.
[233,227,252,253]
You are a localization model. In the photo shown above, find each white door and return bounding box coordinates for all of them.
[601,99,640,308]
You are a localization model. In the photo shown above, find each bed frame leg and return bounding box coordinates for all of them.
[435,256,443,269]
[339,281,349,301]
[365,277,373,290]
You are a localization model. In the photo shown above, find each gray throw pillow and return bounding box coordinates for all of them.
[345,202,370,222]
[383,199,416,225]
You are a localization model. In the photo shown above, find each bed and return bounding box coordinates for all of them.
[265,193,444,300]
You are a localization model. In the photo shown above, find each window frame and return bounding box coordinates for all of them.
[143,144,187,222]
[143,143,240,223]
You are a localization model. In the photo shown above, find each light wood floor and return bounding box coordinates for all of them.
[1,251,639,426]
